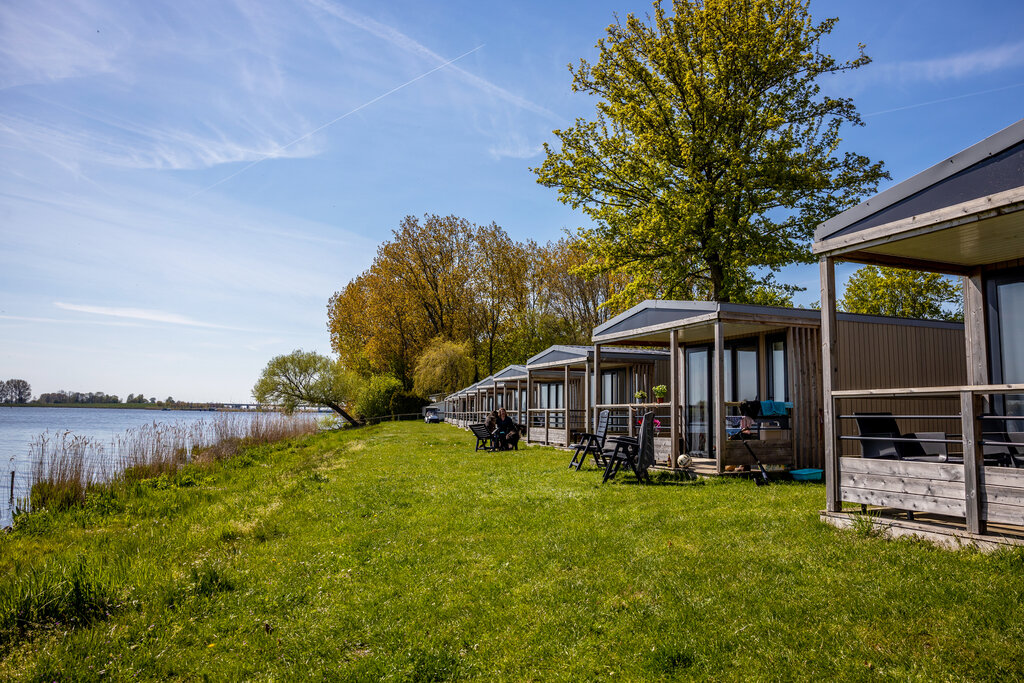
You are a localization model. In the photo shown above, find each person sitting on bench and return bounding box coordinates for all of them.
[495,407,519,450]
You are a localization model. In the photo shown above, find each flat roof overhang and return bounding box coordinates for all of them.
[591,300,957,346]
[592,301,821,346]
[813,118,1024,273]
[813,190,1024,274]
[525,344,668,371]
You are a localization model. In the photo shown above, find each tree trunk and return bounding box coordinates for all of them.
[326,401,360,426]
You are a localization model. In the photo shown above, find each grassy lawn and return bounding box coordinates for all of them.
[1,422,1022,681]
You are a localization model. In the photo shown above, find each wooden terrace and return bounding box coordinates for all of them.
[815,117,1024,545]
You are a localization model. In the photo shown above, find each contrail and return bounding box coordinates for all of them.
[864,81,1024,117]
[186,44,484,200]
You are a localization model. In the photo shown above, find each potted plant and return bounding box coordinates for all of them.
[652,385,668,403]
[634,390,647,404]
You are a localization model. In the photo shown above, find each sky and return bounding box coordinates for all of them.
[1,0,1023,403]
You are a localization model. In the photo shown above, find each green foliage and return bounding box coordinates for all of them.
[412,338,476,396]
[534,0,888,306]
[328,218,622,383]
[0,558,120,646]
[353,373,407,418]
[252,349,358,422]
[840,265,963,320]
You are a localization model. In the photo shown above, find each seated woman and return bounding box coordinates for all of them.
[495,407,520,450]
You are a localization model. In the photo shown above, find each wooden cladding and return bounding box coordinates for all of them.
[840,458,1024,526]
[789,326,823,469]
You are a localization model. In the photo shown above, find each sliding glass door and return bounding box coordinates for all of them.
[988,270,1024,431]
[685,346,710,455]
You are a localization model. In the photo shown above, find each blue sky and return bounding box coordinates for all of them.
[1,0,1023,402]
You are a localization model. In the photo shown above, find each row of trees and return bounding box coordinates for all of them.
[0,379,31,404]
[327,214,623,394]
[36,390,121,404]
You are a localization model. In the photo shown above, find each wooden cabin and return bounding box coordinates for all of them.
[525,345,670,446]
[474,365,528,425]
[592,301,964,474]
[814,118,1024,547]
[444,366,528,429]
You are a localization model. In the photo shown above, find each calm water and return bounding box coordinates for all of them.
[0,406,254,527]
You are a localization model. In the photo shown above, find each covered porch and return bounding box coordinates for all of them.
[592,302,816,474]
[524,345,669,447]
[815,118,1024,544]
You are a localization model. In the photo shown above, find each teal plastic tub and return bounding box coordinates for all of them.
[790,468,823,482]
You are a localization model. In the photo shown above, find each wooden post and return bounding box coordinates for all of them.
[680,334,687,458]
[593,344,602,433]
[961,390,985,534]
[515,379,521,424]
[526,370,533,443]
[820,257,842,513]
[565,366,573,446]
[962,270,988,534]
[584,360,591,440]
[757,333,767,400]
[713,317,726,474]
[670,329,680,468]
[964,270,988,386]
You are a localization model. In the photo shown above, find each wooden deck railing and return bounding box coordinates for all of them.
[828,383,1024,533]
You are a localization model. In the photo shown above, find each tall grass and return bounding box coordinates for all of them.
[24,412,317,512]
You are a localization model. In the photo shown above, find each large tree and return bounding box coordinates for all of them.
[4,379,31,404]
[253,350,359,424]
[534,0,888,306]
[840,266,963,321]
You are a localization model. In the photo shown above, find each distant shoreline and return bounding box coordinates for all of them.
[2,403,236,412]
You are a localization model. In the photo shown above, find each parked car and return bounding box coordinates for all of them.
[424,410,441,424]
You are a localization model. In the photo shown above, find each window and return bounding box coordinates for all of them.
[987,268,1024,428]
[766,334,788,402]
[723,338,759,404]
[600,370,623,403]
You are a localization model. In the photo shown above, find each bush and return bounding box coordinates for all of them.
[355,374,427,418]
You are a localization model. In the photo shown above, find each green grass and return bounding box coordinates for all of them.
[1,422,1022,681]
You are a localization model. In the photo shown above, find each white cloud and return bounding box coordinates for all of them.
[0,314,143,328]
[0,0,127,88]
[54,302,236,329]
[874,41,1024,84]
[488,138,544,161]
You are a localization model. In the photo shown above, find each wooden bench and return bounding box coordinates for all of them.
[470,423,495,451]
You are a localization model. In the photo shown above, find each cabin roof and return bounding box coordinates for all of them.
[813,118,1024,272]
[526,344,668,370]
[491,364,527,382]
[592,299,962,345]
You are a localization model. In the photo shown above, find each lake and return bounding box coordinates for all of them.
[0,406,264,528]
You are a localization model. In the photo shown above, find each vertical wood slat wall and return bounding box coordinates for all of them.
[789,326,824,469]
[836,320,966,455]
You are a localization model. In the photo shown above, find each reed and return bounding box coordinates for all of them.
[24,412,318,512]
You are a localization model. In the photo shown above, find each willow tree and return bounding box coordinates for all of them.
[534,0,888,305]
[253,350,359,424]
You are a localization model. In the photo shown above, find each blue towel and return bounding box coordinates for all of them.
[760,400,790,416]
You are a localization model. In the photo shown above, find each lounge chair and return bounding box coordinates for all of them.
[603,412,655,483]
[568,410,610,470]
[854,413,941,462]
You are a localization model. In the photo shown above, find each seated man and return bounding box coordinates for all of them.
[495,407,520,450]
